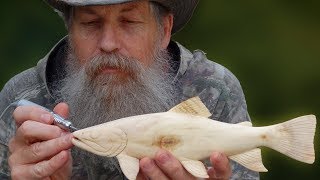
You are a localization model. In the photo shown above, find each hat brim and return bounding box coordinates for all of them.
[45,0,198,33]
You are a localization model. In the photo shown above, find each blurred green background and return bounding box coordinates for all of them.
[1,0,319,179]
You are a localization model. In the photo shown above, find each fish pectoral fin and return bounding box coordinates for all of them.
[169,96,212,118]
[229,148,268,172]
[116,154,139,180]
[237,121,253,127]
[180,159,209,178]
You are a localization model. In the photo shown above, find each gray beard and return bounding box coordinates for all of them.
[58,47,178,129]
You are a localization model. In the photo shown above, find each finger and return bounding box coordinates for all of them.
[136,169,148,180]
[8,137,27,154]
[11,150,70,180]
[208,152,231,179]
[53,150,73,179]
[15,121,64,144]
[10,121,64,153]
[140,157,169,180]
[13,106,53,126]
[9,134,73,165]
[53,103,69,119]
[154,149,195,179]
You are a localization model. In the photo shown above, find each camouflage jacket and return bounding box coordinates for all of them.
[0,37,259,179]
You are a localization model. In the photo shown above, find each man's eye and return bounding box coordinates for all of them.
[81,21,100,26]
[122,19,141,24]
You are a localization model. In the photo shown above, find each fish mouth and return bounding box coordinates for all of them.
[71,137,97,154]
[72,128,128,157]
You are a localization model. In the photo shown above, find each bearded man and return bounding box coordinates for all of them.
[0,0,259,179]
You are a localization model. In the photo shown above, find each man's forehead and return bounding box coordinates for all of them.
[75,1,150,15]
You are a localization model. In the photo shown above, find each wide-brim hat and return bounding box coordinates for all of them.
[45,0,199,33]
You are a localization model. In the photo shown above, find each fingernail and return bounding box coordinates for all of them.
[66,134,72,140]
[63,134,72,144]
[57,151,68,161]
[41,114,52,123]
[61,132,68,136]
[211,152,221,164]
[216,152,223,158]
[142,159,154,171]
[158,152,170,164]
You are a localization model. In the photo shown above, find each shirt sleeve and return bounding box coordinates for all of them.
[0,80,17,179]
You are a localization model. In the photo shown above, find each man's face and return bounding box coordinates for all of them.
[69,1,167,68]
[60,1,176,129]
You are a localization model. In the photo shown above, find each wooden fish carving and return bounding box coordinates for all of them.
[72,97,316,180]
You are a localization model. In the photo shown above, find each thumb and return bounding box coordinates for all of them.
[208,152,231,179]
[53,102,70,119]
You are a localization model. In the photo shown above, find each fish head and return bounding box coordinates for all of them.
[72,126,127,157]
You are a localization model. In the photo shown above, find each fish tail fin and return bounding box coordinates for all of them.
[267,115,316,164]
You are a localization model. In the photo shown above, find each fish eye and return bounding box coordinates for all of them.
[90,131,100,139]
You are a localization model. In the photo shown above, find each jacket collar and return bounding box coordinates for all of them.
[36,36,68,99]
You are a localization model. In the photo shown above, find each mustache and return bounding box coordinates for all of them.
[84,53,143,79]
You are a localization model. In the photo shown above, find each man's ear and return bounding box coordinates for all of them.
[161,14,174,49]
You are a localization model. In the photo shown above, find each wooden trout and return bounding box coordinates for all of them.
[72,97,316,179]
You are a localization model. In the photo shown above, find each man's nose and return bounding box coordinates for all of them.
[99,25,120,53]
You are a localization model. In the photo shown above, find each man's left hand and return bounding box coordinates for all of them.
[137,150,231,180]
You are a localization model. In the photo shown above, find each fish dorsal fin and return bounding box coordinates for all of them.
[237,121,253,127]
[180,159,209,178]
[116,154,139,180]
[229,148,268,172]
[169,96,212,118]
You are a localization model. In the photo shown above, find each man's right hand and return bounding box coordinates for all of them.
[8,103,74,180]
